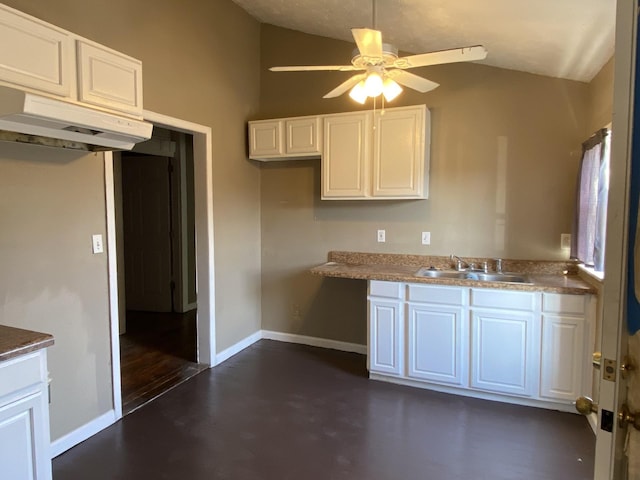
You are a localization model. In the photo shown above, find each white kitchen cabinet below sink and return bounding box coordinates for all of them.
[367,281,595,412]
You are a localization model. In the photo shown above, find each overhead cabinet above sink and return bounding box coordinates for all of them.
[248,104,430,200]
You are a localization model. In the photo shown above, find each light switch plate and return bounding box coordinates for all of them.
[421,232,431,245]
[92,234,104,254]
[377,230,385,243]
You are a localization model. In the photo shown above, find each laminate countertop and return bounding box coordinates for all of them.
[310,251,597,295]
[0,325,54,362]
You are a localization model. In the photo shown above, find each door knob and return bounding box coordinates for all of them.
[575,396,598,415]
[621,355,636,379]
[618,404,640,430]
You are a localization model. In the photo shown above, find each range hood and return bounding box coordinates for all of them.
[0,86,153,151]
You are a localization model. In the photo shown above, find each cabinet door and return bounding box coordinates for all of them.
[0,391,51,480]
[0,4,73,97]
[540,314,585,401]
[470,308,537,396]
[372,105,427,199]
[285,117,321,155]
[249,120,283,158]
[76,40,143,116]
[407,303,466,386]
[368,298,403,376]
[322,112,371,198]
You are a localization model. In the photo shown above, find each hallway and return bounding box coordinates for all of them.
[55,340,594,480]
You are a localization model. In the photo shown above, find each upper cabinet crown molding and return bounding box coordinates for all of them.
[0,3,144,118]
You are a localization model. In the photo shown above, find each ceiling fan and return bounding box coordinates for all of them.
[269,7,488,103]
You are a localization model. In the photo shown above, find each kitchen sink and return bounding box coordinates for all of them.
[415,267,532,284]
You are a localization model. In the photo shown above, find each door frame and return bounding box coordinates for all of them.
[105,111,216,419]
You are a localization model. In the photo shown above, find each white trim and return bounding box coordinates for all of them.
[261,330,367,355]
[578,264,605,283]
[184,301,197,312]
[105,111,215,435]
[50,410,117,458]
[215,330,262,364]
[104,154,122,420]
[369,373,579,414]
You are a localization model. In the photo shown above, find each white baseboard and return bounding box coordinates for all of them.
[50,409,117,458]
[214,330,262,365]
[261,330,367,355]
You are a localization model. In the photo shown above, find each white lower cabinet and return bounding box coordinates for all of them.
[368,281,404,376]
[367,281,591,410]
[406,284,468,386]
[539,293,589,401]
[470,308,537,397]
[0,350,52,480]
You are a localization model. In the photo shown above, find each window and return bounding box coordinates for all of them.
[571,128,611,272]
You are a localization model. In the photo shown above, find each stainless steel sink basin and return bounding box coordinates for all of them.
[465,272,532,284]
[415,267,532,284]
[414,268,468,279]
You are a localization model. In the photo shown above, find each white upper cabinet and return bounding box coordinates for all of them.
[0,5,73,96]
[249,116,322,160]
[76,41,143,116]
[372,105,427,198]
[0,4,144,118]
[322,111,370,197]
[322,104,430,200]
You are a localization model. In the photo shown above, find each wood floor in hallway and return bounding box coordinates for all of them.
[54,340,594,480]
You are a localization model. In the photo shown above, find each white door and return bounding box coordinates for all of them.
[591,1,635,477]
[121,154,173,312]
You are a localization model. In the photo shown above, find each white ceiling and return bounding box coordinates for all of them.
[230,0,615,82]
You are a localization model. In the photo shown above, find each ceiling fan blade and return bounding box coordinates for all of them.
[352,28,383,57]
[387,70,439,93]
[323,73,367,99]
[395,45,488,69]
[270,65,358,72]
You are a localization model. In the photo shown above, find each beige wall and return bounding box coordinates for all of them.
[259,25,610,344]
[0,0,261,441]
[587,56,615,134]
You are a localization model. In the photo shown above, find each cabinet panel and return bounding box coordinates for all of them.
[77,41,143,116]
[470,309,536,396]
[471,289,537,311]
[368,299,402,375]
[369,280,403,299]
[542,293,585,315]
[407,284,466,305]
[0,4,72,96]
[407,303,466,386]
[249,120,283,157]
[0,391,49,480]
[285,117,321,155]
[540,314,585,400]
[372,105,426,198]
[322,113,370,198]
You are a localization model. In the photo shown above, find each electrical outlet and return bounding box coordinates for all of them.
[92,234,104,254]
[561,233,571,249]
[377,229,386,243]
[421,231,431,245]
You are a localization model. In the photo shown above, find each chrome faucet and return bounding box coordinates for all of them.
[450,254,470,271]
[495,258,503,274]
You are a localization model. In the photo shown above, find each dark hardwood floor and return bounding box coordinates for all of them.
[55,340,594,480]
[120,310,207,415]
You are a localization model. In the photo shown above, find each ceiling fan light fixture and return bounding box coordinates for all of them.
[364,71,384,97]
[349,81,368,104]
[382,78,402,102]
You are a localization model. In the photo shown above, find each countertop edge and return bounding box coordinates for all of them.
[311,263,597,295]
[0,325,55,362]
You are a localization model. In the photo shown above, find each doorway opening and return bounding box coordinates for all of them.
[115,126,206,415]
